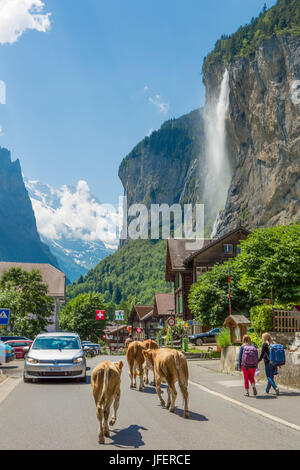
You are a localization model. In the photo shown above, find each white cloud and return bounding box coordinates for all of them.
[26,179,122,250]
[143,86,169,115]
[0,0,51,45]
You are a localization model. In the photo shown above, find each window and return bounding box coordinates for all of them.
[236,245,241,255]
[223,244,234,254]
[196,267,207,280]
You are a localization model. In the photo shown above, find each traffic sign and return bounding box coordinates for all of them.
[0,308,10,325]
[136,327,142,334]
[96,310,105,321]
[167,317,176,327]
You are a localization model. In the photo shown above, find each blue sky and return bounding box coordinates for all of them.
[0,0,276,204]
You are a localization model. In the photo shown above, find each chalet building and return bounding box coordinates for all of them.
[103,324,129,351]
[153,293,175,329]
[165,227,251,320]
[128,305,159,340]
[0,262,66,332]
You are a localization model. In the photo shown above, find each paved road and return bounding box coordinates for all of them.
[0,356,300,450]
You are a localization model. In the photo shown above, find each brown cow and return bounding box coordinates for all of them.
[142,339,158,385]
[143,348,189,419]
[126,341,146,391]
[91,360,123,444]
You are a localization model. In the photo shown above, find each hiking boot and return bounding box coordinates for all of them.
[275,388,280,396]
[244,390,250,397]
[253,386,257,396]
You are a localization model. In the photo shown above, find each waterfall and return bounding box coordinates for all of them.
[203,69,231,237]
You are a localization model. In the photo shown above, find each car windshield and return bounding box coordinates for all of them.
[32,336,81,350]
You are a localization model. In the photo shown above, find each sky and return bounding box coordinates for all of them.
[0,0,277,205]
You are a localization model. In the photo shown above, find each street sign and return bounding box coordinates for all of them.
[136,327,142,334]
[126,326,132,332]
[167,317,176,327]
[115,310,124,321]
[0,308,10,325]
[96,310,105,321]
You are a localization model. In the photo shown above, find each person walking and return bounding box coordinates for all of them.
[258,333,279,396]
[238,335,258,397]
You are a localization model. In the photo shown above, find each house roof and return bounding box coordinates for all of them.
[224,314,251,326]
[129,305,153,322]
[153,293,175,317]
[0,262,66,298]
[165,238,214,281]
[104,325,128,335]
[183,227,251,264]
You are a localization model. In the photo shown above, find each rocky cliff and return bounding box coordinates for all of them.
[0,147,58,266]
[205,34,300,236]
[119,109,206,207]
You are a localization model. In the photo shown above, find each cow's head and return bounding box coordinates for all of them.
[114,361,124,374]
[143,349,154,369]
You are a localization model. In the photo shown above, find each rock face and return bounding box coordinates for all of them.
[0,148,58,266]
[205,35,300,236]
[119,109,206,209]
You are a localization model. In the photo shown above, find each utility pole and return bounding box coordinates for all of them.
[228,264,232,316]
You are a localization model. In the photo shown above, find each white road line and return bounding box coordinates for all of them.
[189,380,300,433]
[0,377,21,406]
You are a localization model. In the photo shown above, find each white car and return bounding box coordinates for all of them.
[23,332,86,383]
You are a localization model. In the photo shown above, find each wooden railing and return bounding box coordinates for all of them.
[273,309,300,333]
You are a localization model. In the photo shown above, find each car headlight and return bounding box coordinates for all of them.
[73,356,84,364]
[27,357,39,364]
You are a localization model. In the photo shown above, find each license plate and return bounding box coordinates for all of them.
[49,367,63,371]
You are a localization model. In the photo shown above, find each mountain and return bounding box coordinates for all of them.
[25,179,115,282]
[118,109,215,233]
[203,0,300,235]
[66,238,172,304]
[0,148,58,267]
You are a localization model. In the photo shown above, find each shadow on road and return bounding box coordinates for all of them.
[174,407,209,422]
[110,424,147,448]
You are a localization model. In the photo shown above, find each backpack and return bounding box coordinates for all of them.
[269,344,286,367]
[242,345,259,368]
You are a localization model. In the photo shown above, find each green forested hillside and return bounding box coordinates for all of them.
[203,0,300,73]
[66,239,172,305]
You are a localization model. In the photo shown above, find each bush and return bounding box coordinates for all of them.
[249,332,263,348]
[250,305,273,334]
[216,327,231,349]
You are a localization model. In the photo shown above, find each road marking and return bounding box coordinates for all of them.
[217,380,244,388]
[189,380,300,433]
[0,377,21,406]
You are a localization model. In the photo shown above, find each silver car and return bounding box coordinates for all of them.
[23,332,86,383]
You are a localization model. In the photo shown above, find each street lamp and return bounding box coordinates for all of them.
[168,308,175,348]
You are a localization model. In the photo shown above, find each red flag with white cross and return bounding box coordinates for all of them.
[96,310,105,321]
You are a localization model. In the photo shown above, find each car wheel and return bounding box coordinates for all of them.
[196,338,203,346]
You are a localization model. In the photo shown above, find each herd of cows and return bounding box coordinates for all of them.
[91,339,189,445]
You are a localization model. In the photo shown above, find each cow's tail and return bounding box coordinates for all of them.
[99,365,109,408]
[174,353,189,406]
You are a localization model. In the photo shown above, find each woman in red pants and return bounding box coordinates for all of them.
[238,335,258,397]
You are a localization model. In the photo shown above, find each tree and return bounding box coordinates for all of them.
[0,267,54,338]
[188,261,254,327]
[59,292,107,342]
[237,224,300,303]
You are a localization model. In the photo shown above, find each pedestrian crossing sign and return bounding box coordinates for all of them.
[0,308,10,325]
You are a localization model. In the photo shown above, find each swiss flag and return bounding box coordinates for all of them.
[96,310,105,321]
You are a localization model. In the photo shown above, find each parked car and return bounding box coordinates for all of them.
[0,341,16,364]
[5,340,33,359]
[0,335,31,342]
[23,332,86,383]
[82,341,101,355]
[188,328,221,346]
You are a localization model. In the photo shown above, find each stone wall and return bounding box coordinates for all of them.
[220,345,300,389]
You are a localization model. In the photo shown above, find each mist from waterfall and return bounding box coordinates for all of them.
[203,69,231,237]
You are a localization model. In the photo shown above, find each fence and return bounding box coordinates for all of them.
[273,309,300,334]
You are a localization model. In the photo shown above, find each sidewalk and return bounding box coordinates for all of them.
[188,359,300,429]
